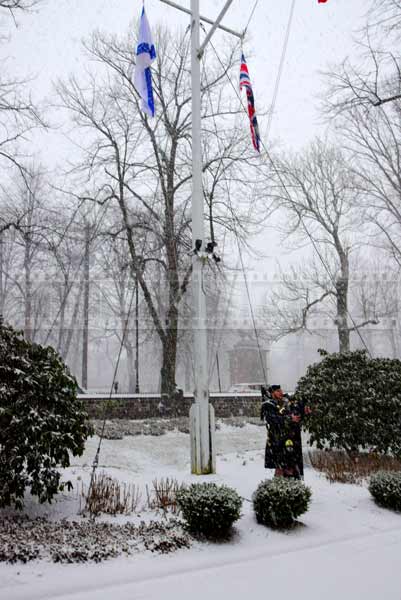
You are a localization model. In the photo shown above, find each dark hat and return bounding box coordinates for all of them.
[270,385,281,391]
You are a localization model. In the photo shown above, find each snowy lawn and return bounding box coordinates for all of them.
[1,422,401,600]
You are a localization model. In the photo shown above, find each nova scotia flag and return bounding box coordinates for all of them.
[134,6,156,117]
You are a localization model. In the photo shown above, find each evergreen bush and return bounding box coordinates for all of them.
[296,349,401,458]
[0,322,93,509]
[253,478,312,529]
[369,471,401,512]
[176,482,242,537]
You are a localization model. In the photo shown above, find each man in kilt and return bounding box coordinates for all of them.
[261,385,309,479]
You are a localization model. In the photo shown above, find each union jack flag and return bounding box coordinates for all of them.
[240,53,261,153]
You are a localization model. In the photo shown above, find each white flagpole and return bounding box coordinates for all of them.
[159,0,242,475]
[189,0,212,474]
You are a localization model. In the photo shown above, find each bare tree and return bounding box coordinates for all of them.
[263,259,335,340]
[0,0,44,225]
[267,140,378,353]
[94,232,150,393]
[368,1,401,36]
[324,0,401,115]
[0,227,17,317]
[322,1,401,270]
[353,266,398,322]
[0,74,43,174]
[0,167,50,340]
[0,166,87,347]
[45,221,84,358]
[0,1,41,10]
[57,27,267,394]
[331,97,401,266]
[351,256,400,356]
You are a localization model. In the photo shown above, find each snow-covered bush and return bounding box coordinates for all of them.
[0,322,93,509]
[369,471,401,512]
[0,516,191,563]
[252,478,312,529]
[176,482,242,537]
[296,350,401,458]
[309,449,401,484]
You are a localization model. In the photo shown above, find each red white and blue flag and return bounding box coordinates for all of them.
[240,53,260,153]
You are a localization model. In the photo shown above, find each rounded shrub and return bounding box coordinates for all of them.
[0,322,93,509]
[253,478,312,529]
[296,349,401,458]
[176,482,242,537]
[369,471,401,512]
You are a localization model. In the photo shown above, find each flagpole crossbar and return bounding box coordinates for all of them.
[198,0,238,57]
[159,0,243,43]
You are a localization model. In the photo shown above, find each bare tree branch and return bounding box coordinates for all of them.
[57,26,268,392]
[323,0,401,116]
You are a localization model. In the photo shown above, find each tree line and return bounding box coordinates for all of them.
[0,0,400,392]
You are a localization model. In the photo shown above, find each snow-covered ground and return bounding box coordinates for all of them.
[1,423,401,600]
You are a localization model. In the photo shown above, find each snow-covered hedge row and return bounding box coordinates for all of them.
[176,482,242,537]
[252,478,312,528]
[369,471,401,512]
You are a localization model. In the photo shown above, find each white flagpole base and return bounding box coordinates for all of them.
[190,403,216,474]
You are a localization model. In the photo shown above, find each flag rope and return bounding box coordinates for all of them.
[242,0,260,40]
[86,180,163,512]
[201,53,268,385]
[265,0,296,143]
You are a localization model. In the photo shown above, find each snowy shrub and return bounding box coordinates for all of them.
[0,322,93,509]
[80,472,142,516]
[252,478,312,529]
[0,516,191,563]
[296,350,401,458]
[309,449,401,485]
[146,477,185,514]
[176,482,242,537]
[369,471,401,512]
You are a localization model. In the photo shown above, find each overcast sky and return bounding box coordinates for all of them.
[1,0,369,292]
[3,0,368,157]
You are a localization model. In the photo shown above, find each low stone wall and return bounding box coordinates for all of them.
[82,393,261,420]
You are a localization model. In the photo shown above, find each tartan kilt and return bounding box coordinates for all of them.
[264,441,276,469]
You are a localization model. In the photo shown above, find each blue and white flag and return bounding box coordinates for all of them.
[134,6,156,117]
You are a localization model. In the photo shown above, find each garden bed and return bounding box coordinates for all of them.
[0,515,191,563]
[309,449,401,484]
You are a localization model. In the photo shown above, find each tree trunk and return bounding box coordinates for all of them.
[335,249,350,353]
[57,280,67,355]
[0,232,4,318]
[135,276,140,393]
[337,317,350,353]
[160,307,178,396]
[389,325,397,359]
[184,350,193,392]
[160,343,177,396]
[24,239,32,342]
[81,223,90,389]
[63,278,84,360]
[125,340,136,394]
